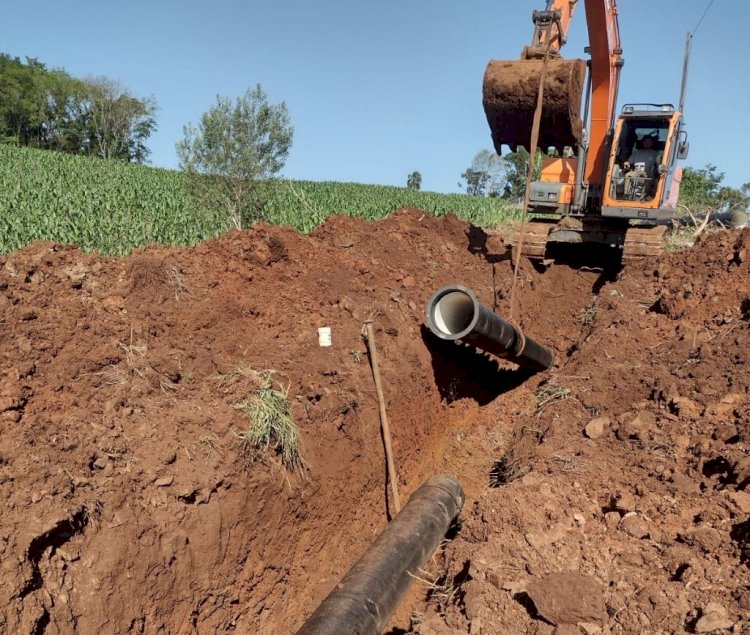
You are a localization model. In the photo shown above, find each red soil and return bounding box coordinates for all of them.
[0,211,748,634]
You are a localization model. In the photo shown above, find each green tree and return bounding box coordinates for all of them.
[679,164,723,210]
[43,70,90,153]
[499,148,545,202]
[0,54,156,162]
[459,149,544,199]
[176,85,293,229]
[460,168,490,197]
[406,171,422,190]
[80,77,157,163]
[460,149,505,196]
[680,165,749,213]
[0,54,81,149]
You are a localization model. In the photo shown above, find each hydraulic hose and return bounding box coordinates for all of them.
[425,284,554,372]
[297,475,464,635]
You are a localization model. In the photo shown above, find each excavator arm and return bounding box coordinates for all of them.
[483,0,622,189]
[523,0,579,58]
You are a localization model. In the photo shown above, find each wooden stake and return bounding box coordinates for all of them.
[364,320,401,515]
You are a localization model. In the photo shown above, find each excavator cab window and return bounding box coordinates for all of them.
[610,119,670,203]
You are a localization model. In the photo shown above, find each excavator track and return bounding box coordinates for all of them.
[514,218,667,261]
[515,220,558,260]
[621,225,667,260]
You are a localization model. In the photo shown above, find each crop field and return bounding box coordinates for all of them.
[0,144,519,255]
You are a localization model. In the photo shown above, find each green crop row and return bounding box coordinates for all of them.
[0,144,519,256]
[265,179,521,234]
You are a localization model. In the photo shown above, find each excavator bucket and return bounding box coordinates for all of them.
[483,58,587,155]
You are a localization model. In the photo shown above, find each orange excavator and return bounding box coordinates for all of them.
[483,0,691,258]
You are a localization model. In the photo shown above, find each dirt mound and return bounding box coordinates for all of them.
[1,214,748,634]
[415,228,750,634]
[0,210,516,633]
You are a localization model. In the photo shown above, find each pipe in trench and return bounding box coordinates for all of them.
[296,475,464,635]
[425,284,554,372]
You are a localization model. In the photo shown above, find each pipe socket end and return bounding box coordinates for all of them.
[426,285,480,341]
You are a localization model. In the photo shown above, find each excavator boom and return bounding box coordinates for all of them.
[582,0,622,187]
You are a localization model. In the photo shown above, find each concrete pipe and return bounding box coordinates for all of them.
[425,284,554,372]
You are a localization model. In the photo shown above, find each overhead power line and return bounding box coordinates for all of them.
[692,0,716,35]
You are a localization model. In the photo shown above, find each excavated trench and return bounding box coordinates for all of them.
[1,212,748,634]
[0,211,530,633]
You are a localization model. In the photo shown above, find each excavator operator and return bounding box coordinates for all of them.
[623,134,660,199]
[624,134,659,175]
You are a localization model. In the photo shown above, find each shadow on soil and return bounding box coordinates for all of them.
[421,326,535,406]
[467,224,626,296]
[731,518,750,565]
[465,224,513,264]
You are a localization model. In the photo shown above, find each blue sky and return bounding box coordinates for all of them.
[1,0,746,192]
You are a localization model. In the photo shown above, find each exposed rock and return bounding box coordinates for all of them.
[728,491,750,514]
[162,451,177,465]
[734,457,750,489]
[604,512,620,529]
[485,232,505,255]
[616,411,654,442]
[694,602,733,633]
[584,417,609,439]
[678,527,722,554]
[619,513,650,539]
[526,572,606,626]
[610,491,636,513]
[670,396,701,421]
[734,587,750,611]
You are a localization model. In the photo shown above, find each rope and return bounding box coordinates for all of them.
[509,33,554,336]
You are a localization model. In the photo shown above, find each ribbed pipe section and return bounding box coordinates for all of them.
[425,284,554,372]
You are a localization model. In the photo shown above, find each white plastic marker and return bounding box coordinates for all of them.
[318,326,332,347]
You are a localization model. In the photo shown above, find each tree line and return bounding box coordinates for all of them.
[3,51,747,230]
[0,54,156,162]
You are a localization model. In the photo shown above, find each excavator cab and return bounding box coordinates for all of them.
[602,104,688,221]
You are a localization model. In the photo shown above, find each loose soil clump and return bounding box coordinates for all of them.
[483,58,586,153]
[1,211,748,634]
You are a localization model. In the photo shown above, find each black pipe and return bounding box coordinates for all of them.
[425,284,554,372]
[677,208,748,229]
[297,475,464,635]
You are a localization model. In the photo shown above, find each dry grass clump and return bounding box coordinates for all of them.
[235,370,301,469]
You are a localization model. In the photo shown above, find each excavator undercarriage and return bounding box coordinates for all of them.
[517,217,667,261]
